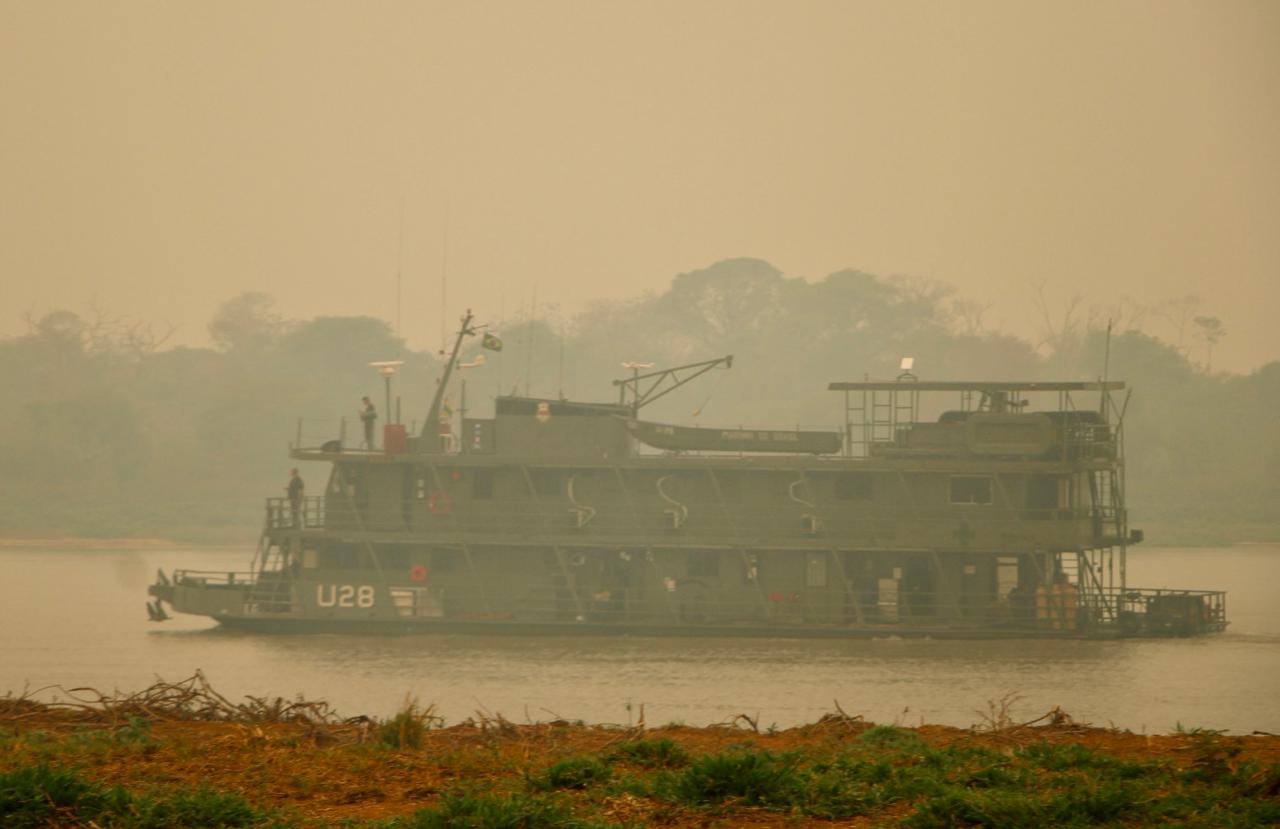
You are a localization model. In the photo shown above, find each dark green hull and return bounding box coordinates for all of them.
[212,614,1120,640]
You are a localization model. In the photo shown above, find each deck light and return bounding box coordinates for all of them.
[369,360,405,423]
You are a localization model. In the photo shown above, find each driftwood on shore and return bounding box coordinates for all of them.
[0,669,341,726]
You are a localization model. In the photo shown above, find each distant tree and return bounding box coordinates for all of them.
[29,309,88,347]
[278,316,403,375]
[1192,315,1226,372]
[209,292,283,352]
[654,258,786,350]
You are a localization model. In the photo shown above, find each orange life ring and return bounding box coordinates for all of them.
[409,564,428,583]
[427,491,453,514]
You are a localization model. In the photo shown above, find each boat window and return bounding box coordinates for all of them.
[320,543,361,569]
[1026,474,1060,510]
[687,550,719,578]
[835,473,873,500]
[530,469,564,498]
[432,548,458,572]
[376,548,411,570]
[472,468,494,499]
[950,476,993,505]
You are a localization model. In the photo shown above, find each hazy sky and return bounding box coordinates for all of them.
[2,1,1277,371]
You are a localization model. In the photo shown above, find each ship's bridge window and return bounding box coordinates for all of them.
[1026,474,1062,511]
[835,473,873,500]
[950,476,993,505]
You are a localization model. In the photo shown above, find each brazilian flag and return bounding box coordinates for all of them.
[481,332,503,351]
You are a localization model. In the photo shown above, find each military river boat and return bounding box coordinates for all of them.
[149,312,1227,638]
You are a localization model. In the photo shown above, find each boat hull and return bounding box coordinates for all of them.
[210,612,1118,639]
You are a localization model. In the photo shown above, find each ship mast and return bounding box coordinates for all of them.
[422,309,475,448]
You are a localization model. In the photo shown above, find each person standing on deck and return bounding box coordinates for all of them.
[360,396,378,450]
[286,468,304,528]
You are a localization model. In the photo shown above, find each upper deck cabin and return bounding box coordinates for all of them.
[829,380,1125,465]
[289,379,1126,469]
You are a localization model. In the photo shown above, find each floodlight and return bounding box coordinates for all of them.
[369,360,405,378]
[900,357,915,371]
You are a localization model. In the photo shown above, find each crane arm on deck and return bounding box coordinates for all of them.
[613,355,733,415]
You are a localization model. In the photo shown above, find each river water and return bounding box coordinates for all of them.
[1,543,1277,734]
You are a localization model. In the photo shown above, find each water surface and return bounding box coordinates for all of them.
[2,543,1276,733]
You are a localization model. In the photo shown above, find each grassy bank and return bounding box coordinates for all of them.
[2,677,1278,827]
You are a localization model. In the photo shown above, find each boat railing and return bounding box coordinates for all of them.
[172,569,258,587]
[289,417,419,455]
[172,568,302,614]
[290,417,348,452]
[266,496,326,530]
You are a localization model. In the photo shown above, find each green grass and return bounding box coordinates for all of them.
[4,728,1279,828]
[527,757,612,791]
[663,748,806,808]
[0,764,278,828]
[398,790,608,829]
[605,737,689,769]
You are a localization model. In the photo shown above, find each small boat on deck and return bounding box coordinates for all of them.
[624,418,843,455]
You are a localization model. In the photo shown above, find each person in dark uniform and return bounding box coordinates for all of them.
[360,396,378,450]
[286,468,304,527]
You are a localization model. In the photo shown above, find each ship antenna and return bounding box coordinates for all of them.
[1100,318,1113,417]
[525,284,537,396]
[558,318,565,399]
[496,291,505,399]
[439,198,450,354]
[395,197,404,340]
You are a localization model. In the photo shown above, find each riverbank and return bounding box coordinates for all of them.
[2,677,1277,827]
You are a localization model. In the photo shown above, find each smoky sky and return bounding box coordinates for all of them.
[2,1,1276,371]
